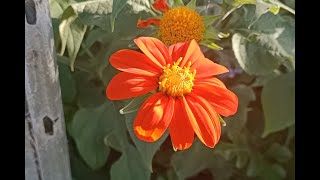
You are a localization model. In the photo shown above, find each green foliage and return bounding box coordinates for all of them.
[125,112,169,172]
[69,102,112,170]
[262,71,295,137]
[110,144,150,180]
[51,0,295,179]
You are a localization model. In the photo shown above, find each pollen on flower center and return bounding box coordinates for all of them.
[159,57,196,97]
[158,6,205,45]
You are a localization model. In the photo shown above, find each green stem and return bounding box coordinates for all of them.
[81,44,97,63]
[275,0,295,15]
[57,56,92,74]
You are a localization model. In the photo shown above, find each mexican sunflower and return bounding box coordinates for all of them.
[137,0,229,50]
[106,37,238,150]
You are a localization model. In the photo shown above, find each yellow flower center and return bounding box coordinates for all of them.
[159,57,196,97]
[158,6,205,45]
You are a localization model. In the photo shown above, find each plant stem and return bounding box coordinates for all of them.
[275,0,295,15]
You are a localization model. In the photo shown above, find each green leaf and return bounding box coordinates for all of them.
[58,61,76,103]
[251,70,281,87]
[202,15,221,27]
[265,143,292,163]
[261,71,295,137]
[224,85,256,136]
[200,40,223,50]
[81,28,111,53]
[69,102,113,170]
[186,0,196,9]
[119,94,151,114]
[49,0,70,18]
[52,18,61,49]
[232,0,256,6]
[73,72,106,108]
[110,144,150,180]
[246,152,264,177]
[98,39,132,79]
[67,20,88,72]
[70,0,153,38]
[69,147,109,180]
[232,32,282,75]
[172,139,236,180]
[70,0,113,31]
[124,112,169,172]
[173,0,184,6]
[59,7,87,71]
[248,0,280,28]
[247,152,287,179]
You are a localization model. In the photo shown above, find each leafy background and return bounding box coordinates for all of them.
[50,0,295,179]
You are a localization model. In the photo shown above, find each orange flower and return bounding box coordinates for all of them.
[137,0,229,50]
[106,37,238,150]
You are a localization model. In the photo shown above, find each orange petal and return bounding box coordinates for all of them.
[169,40,205,68]
[110,49,162,76]
[152,0,169,12]
[137,18,161,28]
[194,77,226,88]
[182,95,221,148]
[134,92,174,142]
[192,83,238,117]
[169,97,194,150]
[134,37,171,66]
[189,93,221,144]
[106,72,158,100]
[192,58,229,78]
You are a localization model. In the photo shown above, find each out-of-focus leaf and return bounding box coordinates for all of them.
[120,94,151,114]
[98,38,132,79]
[49,0,70,18]
[173,0,184,6]
[200,40,223,50]
[261,71,295,137]
[232,32,281,75]
[247,152,287,179]
[124,112,169,172]
[265,143,292,163]
[246,152,264,177]
[69,102,113,170]
[172,139,236,180]
[186,0,196,9]
[69,147,109,180]
[73,72,106,108]
[202,15,221,27]
[251,70,281,87]
[248,0,280,28]
[58,61,76,103]
[224,84,256,135]
[70,0,153,37]
[59,7,87,71]
[110,144,150,180]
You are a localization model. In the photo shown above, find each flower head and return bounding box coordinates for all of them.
[137,0,228,49]
[106,37,238,150]
[159,7,205,45]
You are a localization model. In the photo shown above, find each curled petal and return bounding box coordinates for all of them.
[137,18,161,28]
[169,97,194,150]
[194,77,226,88]
[169,40,204,67]
[182,95,221,148]
[134,93,174,142]
[110,49,162,76]
[193,58,229,78]
[152,0,169,12]
[192,83,238,117]
[134,37,171,66]
[106,72,158,100]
